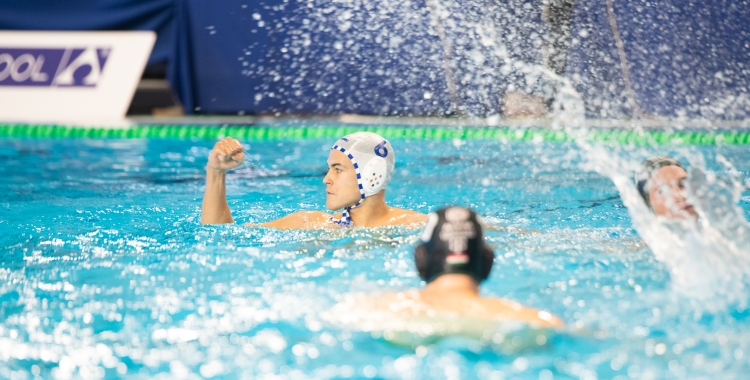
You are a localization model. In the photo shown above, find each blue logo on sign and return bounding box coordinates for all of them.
[0,47,110,87]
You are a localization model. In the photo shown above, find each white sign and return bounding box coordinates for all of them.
[0,31,155,125]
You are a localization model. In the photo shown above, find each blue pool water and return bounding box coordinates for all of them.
[1,132,750,379]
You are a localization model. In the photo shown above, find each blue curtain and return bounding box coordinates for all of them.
[5,0,748,118]
[172,0,454,115]
[567,0,750,119]
[0,0,176,67]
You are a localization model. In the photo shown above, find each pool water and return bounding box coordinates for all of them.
[1,133,750,379]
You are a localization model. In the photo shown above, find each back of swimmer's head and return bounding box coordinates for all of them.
[330,132,396,198]
[414,206,494,284]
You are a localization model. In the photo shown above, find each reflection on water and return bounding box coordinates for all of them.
[0,137,749,379]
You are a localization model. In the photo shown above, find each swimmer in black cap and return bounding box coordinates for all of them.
[412,206,563,326]
[635,156,698,220]
[415,206,495,284]
[330,206,563,329]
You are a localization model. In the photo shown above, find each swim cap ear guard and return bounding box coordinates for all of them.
[635,156,684,209]
[361,157,389,196]
[414,207,495,283]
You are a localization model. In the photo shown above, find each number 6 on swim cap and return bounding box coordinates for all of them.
[331,132,395,198]
[374,140,388,158]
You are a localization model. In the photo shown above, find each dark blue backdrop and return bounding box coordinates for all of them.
[174,0,544,116]
[174,0,451,115]
[567,0,750,119]
[0,0,176,69]
[2,0,750,119]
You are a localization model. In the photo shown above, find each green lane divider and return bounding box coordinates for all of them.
[0,123,749,145]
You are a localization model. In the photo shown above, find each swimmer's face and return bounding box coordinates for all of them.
[648,166,698,220]
[323,150,362,210]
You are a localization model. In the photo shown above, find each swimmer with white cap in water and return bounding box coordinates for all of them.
[329,206,564,332]
[201,132,426,229]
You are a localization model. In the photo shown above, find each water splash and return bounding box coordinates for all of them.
[580,144,750,311]
[281,0,750,324]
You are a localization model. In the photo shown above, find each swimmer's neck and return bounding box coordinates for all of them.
[422,274,479,297]
[348,192,390,227]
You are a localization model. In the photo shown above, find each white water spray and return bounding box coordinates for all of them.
[294,0,750,310]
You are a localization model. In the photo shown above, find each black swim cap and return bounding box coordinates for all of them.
[414,206,494,283]
[635,156,684,209]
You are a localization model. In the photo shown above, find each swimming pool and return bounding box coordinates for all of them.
[1,124,750,379]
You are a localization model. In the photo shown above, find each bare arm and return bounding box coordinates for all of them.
[201,138,245,225]
[202,169,234,224]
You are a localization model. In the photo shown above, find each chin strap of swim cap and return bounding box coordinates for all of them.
[330,144,365,227]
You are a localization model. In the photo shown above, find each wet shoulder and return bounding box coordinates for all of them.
[388,208,428,226]
[254,211,336,230]
[479,297,564,328]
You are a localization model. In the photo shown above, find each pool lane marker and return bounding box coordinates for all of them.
[0,123,749,146]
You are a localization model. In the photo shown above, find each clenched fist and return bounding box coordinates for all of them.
[206,137,245,171]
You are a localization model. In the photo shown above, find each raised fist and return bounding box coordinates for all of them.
[206,137,245,171]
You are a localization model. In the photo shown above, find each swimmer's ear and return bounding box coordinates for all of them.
[479,244,495,282]
[414,244,429,281]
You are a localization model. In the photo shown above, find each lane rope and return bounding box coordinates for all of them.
[0,123,748,145]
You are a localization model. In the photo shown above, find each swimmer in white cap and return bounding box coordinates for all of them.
[201,132,426,229]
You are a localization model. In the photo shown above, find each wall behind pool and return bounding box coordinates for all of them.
[2,0,750,119]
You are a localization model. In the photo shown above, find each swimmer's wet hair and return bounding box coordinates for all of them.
[415,206,494,283]
[635,156,684,208]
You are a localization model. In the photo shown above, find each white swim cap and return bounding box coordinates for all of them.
[331,131,396,199]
